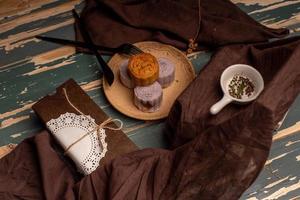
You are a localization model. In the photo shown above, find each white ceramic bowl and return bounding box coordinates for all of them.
[210,64,264,115]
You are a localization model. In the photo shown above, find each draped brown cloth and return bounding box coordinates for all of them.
[0,37,299,199]
[76,0,289,52]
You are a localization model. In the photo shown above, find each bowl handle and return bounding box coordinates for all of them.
[210,95,232,115]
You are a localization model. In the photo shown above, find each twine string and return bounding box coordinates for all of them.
[62,88,123,154]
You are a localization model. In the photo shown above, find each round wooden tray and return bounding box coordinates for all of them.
[103,41,195,120]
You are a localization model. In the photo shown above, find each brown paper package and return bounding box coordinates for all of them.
[0,36,299,199]
[32,79,138,167]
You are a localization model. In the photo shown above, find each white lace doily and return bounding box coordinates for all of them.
[46,112,107,175]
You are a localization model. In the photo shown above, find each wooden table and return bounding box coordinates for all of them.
[0,0,299,199]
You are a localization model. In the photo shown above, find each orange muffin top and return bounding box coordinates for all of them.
[128,53,159,86]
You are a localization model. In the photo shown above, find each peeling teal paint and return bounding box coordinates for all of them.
[0,0,299,199]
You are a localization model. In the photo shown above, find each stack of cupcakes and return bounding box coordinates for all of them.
[119,53,175,113]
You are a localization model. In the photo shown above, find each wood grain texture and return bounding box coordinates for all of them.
[0,0,299,199]
[0,0,80,34]
[0,0,58,20]
[0,144,16,159]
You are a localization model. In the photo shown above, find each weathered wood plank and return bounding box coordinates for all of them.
[0,0,59,20]
[242,130,300,199]
[0,19,74,51]
[0,0,80,34]
[232,0,286,6]
[0,0,300,199]
[0,144,16,159]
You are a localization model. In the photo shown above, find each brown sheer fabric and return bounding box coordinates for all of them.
[74,37,300,199]
[167,36,300,148]
[76,0,288,53]
[0,131,76,199]
[0,38,299,199]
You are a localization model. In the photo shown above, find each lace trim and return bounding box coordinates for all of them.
[46,112,107,175]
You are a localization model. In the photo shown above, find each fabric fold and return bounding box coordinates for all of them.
[167,36,300,148]
[74,37,300,199]
[0,37,299,200]
[76,0,289,52]
[0,131,76,200]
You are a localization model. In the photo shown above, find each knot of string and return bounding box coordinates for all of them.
[62,88,123,154]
